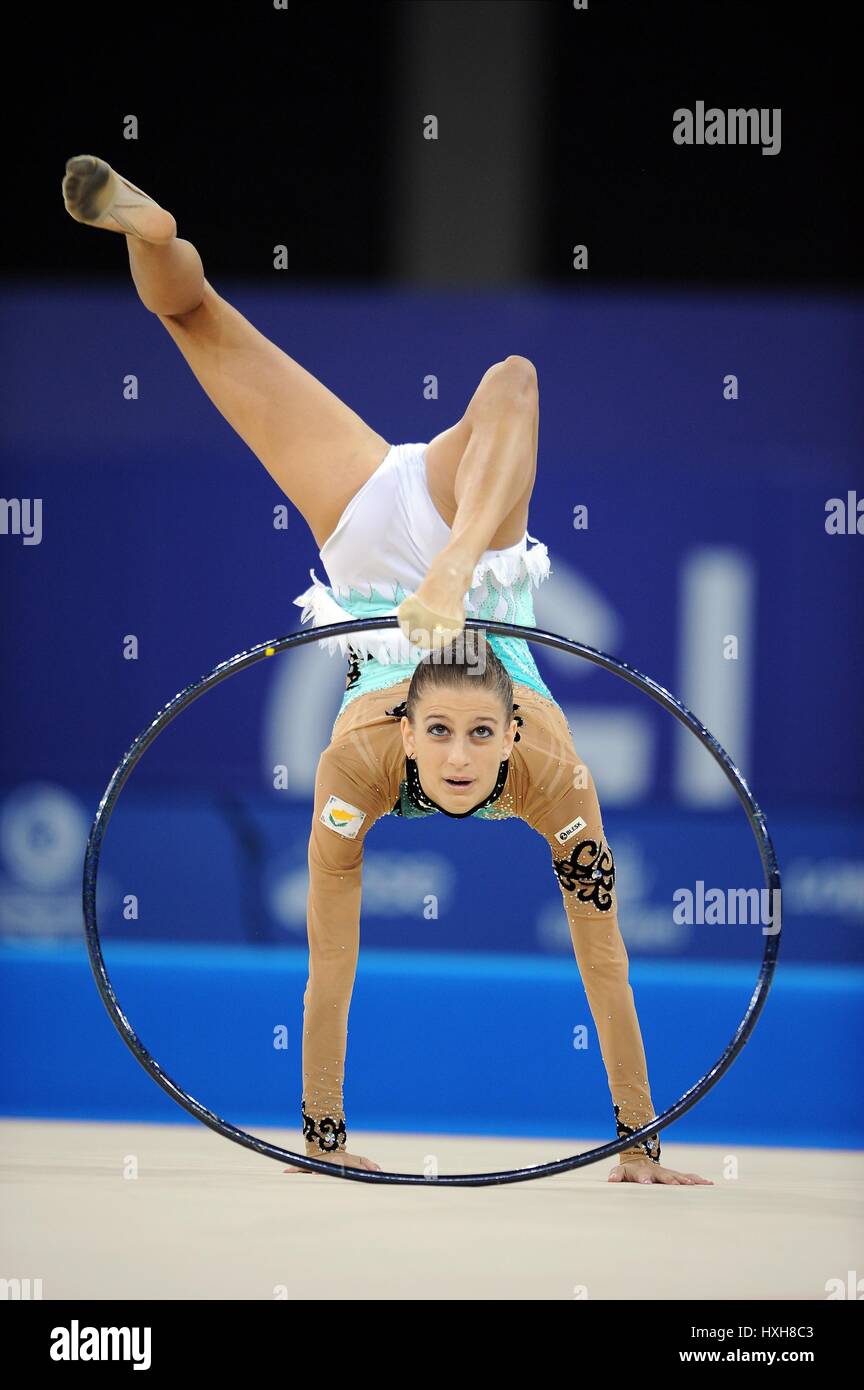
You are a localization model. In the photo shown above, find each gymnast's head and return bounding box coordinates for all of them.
[399,633,519,812]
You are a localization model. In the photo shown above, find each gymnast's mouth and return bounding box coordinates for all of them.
[443,776,474,789]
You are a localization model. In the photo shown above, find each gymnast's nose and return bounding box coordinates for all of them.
[446,741,472,768]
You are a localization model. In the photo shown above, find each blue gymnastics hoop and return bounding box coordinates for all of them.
[82,616,781,1186]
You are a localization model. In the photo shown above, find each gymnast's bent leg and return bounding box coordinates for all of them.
[398,357,540,645]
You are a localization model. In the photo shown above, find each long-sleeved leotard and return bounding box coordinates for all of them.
[301,676,662,1165]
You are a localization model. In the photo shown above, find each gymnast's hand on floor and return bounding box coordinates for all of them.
[283,1150,383,1175]
[608,1159,713,1185]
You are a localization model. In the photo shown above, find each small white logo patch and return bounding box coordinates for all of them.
[555,815,587,845]
[320,795,366,839]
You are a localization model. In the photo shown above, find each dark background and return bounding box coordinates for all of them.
[9,0,858,288]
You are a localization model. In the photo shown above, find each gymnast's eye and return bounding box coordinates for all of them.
[426,723,493,738]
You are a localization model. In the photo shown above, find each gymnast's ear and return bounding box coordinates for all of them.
[500,702,521,758]
[399,714,416,757]
[502,717,518,758]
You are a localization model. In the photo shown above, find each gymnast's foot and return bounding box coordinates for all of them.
[62,155,177,242]
[397,558,474,649]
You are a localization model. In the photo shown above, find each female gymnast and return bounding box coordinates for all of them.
[63,155,711,1186]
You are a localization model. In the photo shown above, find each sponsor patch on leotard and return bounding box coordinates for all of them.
[554,814,588,845]
[320,795,367,839]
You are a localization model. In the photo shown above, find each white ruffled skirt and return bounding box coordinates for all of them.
[292,440,552,666]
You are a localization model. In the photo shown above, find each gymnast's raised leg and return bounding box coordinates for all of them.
[62,154,541,621]
[61,154,391,552]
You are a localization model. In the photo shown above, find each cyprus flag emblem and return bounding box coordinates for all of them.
[320,795,367,839]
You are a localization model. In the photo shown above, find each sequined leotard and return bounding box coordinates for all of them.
[301,676,662,1166]
[295,441,661,1165]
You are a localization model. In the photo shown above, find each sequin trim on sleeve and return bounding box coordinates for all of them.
[302,1098,347,1153]
[614,1104,661,1163]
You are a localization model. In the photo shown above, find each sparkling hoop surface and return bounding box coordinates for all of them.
[83,616,781,1186]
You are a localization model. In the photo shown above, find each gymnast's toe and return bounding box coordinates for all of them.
[62,154,113,223]
[61,153,177,242]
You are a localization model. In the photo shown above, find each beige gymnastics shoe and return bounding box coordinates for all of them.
[396,592,467,650]
[62,155,176,242]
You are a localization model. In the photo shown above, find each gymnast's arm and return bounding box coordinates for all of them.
[522,771,662,1165]
[300,736,388,1164]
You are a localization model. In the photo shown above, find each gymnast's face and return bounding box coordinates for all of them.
[400,687,517,812]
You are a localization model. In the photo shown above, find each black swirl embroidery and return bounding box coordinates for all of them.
[512,703,523,742]
[614,1104,661,1163]
[302,1098,347,1152]
[345,644,364,691]
[552,837,615,911]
